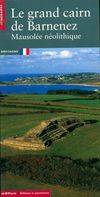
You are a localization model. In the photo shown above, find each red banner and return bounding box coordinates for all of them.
[0,0,6,30]
[1,190,51,197]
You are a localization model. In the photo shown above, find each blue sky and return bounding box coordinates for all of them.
[0,48,100,74]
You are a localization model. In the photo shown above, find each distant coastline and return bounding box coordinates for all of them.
[0,73,100,88]
[0,83,100,87]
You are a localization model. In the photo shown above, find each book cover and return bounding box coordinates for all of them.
[0,0,100,197]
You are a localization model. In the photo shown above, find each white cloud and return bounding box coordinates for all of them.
[41,50,73,59]
[42,51,57,58]
[59,50,73,58]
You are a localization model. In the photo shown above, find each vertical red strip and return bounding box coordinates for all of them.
[26,48,30,55]
[0,0,6,30]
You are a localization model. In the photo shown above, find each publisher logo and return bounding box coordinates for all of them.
[1,190,51,197]
[0,0,6,30]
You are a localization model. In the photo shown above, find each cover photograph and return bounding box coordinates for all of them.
[0,0,100,197]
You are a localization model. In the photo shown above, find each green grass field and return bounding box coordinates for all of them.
[0,94,100,193]
[1,173,100,197]
[1,94,100,158]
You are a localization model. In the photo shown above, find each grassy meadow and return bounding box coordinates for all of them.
[0,93,100,195]
[1,173,100,197]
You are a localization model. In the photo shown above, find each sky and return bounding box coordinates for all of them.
[0,48,100,74]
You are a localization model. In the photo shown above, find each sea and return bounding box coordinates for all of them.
[0,74,51,82]
[0,74,100,94]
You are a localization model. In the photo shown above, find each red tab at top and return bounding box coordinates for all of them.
[0,0,6,30]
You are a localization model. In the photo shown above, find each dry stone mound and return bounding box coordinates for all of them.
[1,117,97,150]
